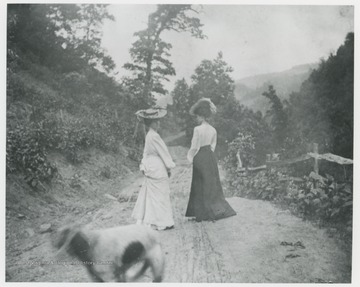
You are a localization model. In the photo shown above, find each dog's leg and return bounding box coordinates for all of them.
[117,241,148,282]
[146,244,165,282]
[121,260,150,282]
[69,231,104,282]
[124,244,164,282]
[119,241,164,282]
[114,264,130,282]
[87,266,104,282]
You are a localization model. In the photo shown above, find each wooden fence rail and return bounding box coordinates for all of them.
[237,143,353,177]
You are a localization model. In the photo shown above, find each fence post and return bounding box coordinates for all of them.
[236,150,243,168]
[313,143,319,188]
[313,143,319,174]
[60,109,64,122]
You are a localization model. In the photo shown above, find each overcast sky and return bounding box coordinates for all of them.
[101,4,354,88]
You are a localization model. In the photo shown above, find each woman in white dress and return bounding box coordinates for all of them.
[132,108,175,230]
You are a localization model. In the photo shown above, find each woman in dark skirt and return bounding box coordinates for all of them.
[185,98,236,222]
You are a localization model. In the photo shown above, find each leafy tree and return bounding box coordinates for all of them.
[171,52,272,161]
[171,78,191,127]
[120,76,153,110]
[124,4,205,105]
[287,32,354,158]
[215,97,272,161]
[262,85,288,151]
[7,4,115,73]
[54,4,115,73]
[183,52,236,141]
[191,51,235,106]
[8,5,64,68]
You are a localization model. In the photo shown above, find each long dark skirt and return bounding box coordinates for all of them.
[185,145,236,221]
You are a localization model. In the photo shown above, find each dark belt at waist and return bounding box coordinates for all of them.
[199,145,211,150]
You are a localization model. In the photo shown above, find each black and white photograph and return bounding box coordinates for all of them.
[2,0,358,285]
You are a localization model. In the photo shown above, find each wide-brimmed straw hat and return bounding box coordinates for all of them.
[189,98,217,116]
[135,108,167,119]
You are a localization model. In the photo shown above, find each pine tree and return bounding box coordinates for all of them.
[124,4,205,105]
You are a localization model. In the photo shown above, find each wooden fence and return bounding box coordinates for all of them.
[237,143,353,180]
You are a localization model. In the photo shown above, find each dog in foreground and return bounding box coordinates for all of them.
[54,224,165,282]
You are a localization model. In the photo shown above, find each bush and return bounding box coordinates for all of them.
[6,106,138,188]
[285,173,352,228]
[224,132,256,170]
[6,122,57,188]
[226,166,352,239]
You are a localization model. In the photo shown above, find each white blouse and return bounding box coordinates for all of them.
[187,122,217,163]
[140,128,176,179]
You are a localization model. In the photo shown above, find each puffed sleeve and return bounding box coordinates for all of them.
[187,127,200,163]
[211,128,217,152]
[153,133,176,169]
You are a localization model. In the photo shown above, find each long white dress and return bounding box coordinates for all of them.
[131,128,175,229]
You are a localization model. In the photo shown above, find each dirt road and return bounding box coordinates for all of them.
[5,146,352,283]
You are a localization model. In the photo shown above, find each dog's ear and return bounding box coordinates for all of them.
[69,230,92,262]
[53,224,81,254]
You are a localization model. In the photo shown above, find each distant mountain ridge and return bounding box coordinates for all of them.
[234,63,318,114]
